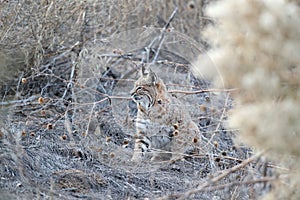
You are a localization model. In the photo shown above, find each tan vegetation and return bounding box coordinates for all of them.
[1,0,290,199]
[194,0,300,199]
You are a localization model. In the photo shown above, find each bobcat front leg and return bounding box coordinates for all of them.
[131,136,150,162]
[131,139,143,161]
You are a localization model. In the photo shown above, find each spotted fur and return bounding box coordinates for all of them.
[131,67,200,162]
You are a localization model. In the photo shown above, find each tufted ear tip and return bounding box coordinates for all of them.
[141,65,146,76]
[148,68,157,85]
[139,64,157,85]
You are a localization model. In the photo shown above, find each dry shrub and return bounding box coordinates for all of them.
[0,0,210,97]
[0,0,209,67]
[194,0,300,199]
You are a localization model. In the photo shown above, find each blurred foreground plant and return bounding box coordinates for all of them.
[194,0,300,199]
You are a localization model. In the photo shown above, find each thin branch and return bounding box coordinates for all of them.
[202,92,230,149]
[200,177,277,192]
[0,3,21,42]
[151,7,178,63]
[1,88,237,106]
[61,51,78,100]
[0,95,38,106]
[168,88,238,94]
[167,177,277,199]
[159,151,266,200]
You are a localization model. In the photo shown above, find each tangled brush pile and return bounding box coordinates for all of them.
[194,0,300,199]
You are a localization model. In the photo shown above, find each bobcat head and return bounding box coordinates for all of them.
[130,67,159,112]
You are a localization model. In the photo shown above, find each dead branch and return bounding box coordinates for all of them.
[168,177,277,199]
[202,92,230,149]
[0,95,38,106]
[200,177,277,192]
[159,151,266,200]
[168,88,238,94]
[151,7,178,63]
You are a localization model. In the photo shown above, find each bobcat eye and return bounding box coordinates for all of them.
[136,86,143,91]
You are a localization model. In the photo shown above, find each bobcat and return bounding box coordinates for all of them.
[130,66,200,162]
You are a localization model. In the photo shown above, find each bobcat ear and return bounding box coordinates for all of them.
[140,64,147,77]
[148,68,157,85]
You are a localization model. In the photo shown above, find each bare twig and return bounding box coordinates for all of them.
[0,95,38,106]
[202,92,230,149]
[200,177,277,192]
[159,151,266,200]
[151,7,178,63]
[61,46,79,100]
[85,102,96,137]
[0,94,131,107]
[0,3,21,42]
[167,177,277,199]
[142,7,178,63]
[168,88,237,95]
